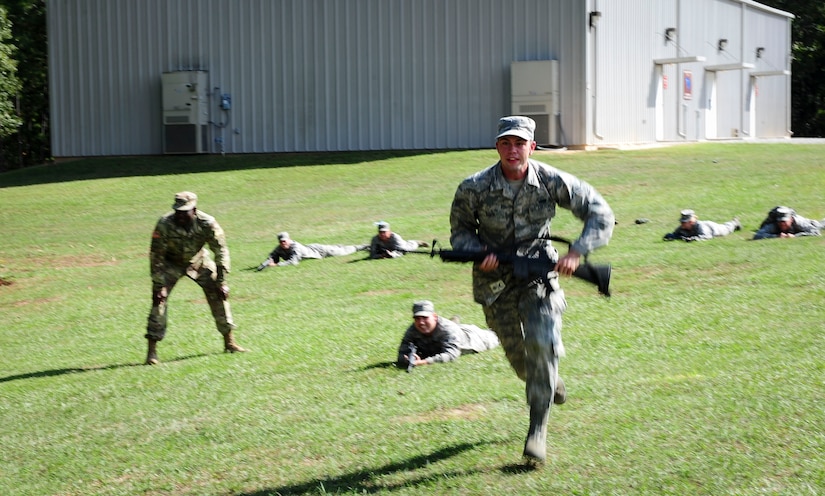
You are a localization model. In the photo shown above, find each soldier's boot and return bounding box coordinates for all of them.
[223,331,248,353]
[523,404,549,463]
[554,376,567,405]
[145,339,159,365]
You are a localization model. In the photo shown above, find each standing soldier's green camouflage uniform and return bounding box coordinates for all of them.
[450,116,614,463]
[145,192,247,365]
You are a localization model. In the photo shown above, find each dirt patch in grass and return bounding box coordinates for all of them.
[399,403,488,423]
[0,277,12,286]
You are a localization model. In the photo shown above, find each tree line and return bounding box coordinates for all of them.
[0,0,822,171]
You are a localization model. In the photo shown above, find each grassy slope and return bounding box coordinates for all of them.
[0,143,822,495]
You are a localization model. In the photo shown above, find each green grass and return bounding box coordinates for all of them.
[0,143,823,495]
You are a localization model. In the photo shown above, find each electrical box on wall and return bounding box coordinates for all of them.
[511,60,560,146]
[161,71,209,154]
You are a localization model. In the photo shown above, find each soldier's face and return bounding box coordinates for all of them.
[279,239,292,249]
[413,314,437,335]
[496,135,535,177]
[777,219,792,232]
[173,209,196,227]
[378,230,391,241]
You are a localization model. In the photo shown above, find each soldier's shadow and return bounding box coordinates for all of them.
[235,442,490,495]
[0,353,209,383]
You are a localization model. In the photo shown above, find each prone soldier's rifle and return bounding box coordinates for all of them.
[408,237,611,297]
[406,342,417,373]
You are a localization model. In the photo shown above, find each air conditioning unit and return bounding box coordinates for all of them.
[511,60,560,146]
[161,71,209,154]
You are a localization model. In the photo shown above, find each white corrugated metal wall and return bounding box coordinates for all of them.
[48,0,584,157]
[588,0,792,146]
[47,0,791,156]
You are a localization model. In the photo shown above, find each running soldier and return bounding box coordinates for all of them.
[450,116,614,463]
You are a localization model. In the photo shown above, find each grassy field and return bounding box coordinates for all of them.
[0,143,823,495]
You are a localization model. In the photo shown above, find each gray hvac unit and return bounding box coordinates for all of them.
[162,71,209,154]
[511,60,560,146]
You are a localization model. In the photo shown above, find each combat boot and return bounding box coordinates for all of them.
[223,331,248,353]
[523,403,549,463]
[145,339,159,365]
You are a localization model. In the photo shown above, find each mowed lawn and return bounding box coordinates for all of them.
[0,143,823,496]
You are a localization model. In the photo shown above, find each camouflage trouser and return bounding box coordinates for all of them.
[306,244,359,258]
[707,220,738,237]
[145,261,236,341]
[482,281,566,409]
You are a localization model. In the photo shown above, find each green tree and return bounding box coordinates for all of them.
[0,5,22,139]
[0,0,48,171]
[759,0,825,137]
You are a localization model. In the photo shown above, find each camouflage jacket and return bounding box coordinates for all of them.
[150,210,230,285]
[370,233,419,258]
[450,158,614,305]
[396,316,464,364]
[664,220,716,241]
[268,241,322,266]
[753,215,822,239]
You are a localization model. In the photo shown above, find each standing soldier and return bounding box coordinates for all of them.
[145,191,247,365]
[450,116,614,464]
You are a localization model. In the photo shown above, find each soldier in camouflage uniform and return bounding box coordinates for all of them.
[369,221,428,259]
[450,116,614,463]
[663,209,741,242]
[145,192,247,365]
[753,206,823,240]
[258,232,367,268]
[396,300,500,369]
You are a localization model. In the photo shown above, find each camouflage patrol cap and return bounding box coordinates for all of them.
[679,209,696,223]
[277,232,290,241]
[774,206,793,221]
[172,191,197,211]
[496,116,536,141]
[376,221,390,232]
[412,300,435,317]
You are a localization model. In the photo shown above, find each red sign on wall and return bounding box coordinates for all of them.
[663,74,668,90]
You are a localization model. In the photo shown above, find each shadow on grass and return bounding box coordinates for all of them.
[0,353,210,383]
[236,442,492,495]
[0,150,444,188]
[361,361,397,370]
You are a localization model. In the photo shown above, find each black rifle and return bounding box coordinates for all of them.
[406,342,417,373]
[410,237,611,297]
[256,258,272,271]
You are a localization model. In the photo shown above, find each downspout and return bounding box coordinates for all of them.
[591,0,603,140]
[740,4,749,137]
[677,0,686,138]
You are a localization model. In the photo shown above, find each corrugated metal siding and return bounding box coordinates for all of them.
[745,6,792,137]
[48,0,571,157]
[586,0,792,145]
[47,0,791,156]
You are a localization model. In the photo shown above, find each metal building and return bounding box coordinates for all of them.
[46,0,793,157]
